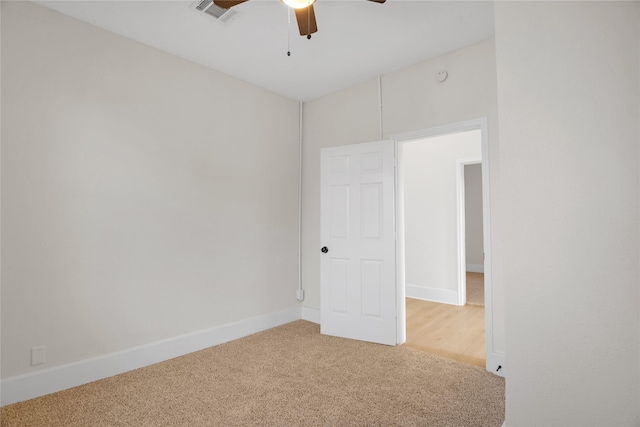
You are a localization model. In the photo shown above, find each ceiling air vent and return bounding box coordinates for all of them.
[192,0,238,23]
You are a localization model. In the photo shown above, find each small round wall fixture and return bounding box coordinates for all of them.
[436,71,448,82]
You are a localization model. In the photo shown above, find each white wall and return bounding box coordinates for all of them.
[464,163,483,270]
[301,38,505,354]
[403,130,481,304]
[1,1,299,379]
[495,1,639,425]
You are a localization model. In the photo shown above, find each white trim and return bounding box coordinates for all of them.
[487,351,505,378]
[405,285,458,306]
[1,307,301,407]
[301,306,320,324]
[395,140,406,345]
[466,264,484,273]
[392,118,488,145]
[456,158,482,307]
[479,117,496,376]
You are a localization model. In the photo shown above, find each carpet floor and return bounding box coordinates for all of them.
[466,272,485,306]
[1,320,504,427]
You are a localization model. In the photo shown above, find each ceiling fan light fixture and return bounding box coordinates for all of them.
[282,0,316,9]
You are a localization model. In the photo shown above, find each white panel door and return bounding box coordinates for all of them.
[320,140,396,345]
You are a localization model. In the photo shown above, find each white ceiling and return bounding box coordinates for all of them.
[34,0,495,101]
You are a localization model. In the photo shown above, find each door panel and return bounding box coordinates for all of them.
[361,259,382,317]
[329,258,349,313]
[329,186,350,238]
[361,183,383,239]
[320,140,396,345]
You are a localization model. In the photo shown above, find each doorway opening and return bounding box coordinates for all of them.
[460,162,485,307]
[394,119,492,370]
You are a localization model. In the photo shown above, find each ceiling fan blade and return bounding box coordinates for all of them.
[294,4,318,37]
[213,0,248,9]
[367,0,386,3]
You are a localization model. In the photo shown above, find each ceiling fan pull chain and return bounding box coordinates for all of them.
[307,6,311,39]
[287,7,291,56]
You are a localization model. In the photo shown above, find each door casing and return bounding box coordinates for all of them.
[317,118,500,374]
[392,118,496,373]
[457,158,482,307]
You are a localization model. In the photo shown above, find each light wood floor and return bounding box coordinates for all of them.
[404,298,485,367]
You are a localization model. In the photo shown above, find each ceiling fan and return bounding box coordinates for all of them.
[213,0,386,39]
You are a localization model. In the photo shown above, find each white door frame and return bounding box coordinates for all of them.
[456,158,482,307]
[392,118,495,373]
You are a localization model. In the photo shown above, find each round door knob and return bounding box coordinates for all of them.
[321,246,328,253]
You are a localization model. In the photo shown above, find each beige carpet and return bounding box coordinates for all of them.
[1,321,504,427]
[466,272,485,306]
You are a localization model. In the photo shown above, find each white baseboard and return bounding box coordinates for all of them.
[1,306,301,407]
[466,264,484,273]
[486,351,505,378]
[301,306,320,324]
[406,285,458,305]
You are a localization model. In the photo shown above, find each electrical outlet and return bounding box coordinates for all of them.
[31,346,46,366]
[296,289,305,301]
